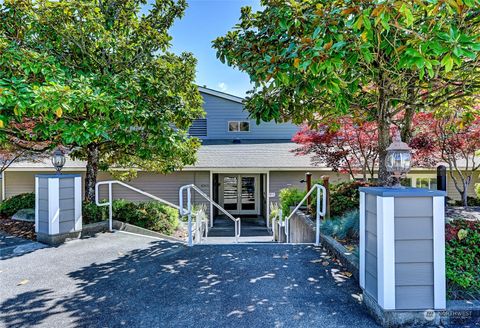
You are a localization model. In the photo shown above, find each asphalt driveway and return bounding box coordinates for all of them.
[0,231,379,328]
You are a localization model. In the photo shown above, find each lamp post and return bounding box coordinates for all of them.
[385,131,412,187]
[51,148,66,174]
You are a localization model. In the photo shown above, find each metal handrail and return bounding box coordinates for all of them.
[282,184,327,245]
[179,184,241,246]
[95,180,184,232]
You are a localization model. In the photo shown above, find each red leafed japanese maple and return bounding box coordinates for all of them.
[293,118,379,181]
[293,115,438,182]
[410,112,480,206]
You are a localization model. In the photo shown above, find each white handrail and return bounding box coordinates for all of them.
[95,180,183,232]
[282,184,327,246]
[179,184,241,246]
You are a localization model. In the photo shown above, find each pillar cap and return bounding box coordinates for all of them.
[359,187,446,197]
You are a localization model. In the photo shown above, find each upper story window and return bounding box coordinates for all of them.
[189,119,207,137]
[228,121,250,132]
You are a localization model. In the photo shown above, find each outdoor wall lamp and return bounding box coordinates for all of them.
[385,131,412,187]
[51,148,66,174]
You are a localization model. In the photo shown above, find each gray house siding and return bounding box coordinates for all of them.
[37,178,49,234]
[364,193,378,300]
[97,171,210,212]
[393,197,434,310]
[268,171,347,204]
[200,93,299,140]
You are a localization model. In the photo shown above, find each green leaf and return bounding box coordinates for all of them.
[441,54,454,72]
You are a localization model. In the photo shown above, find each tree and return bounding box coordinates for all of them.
[0,0,203,201]
[293,114,437,182]
[292,117,378,181]
[214,0,480,184]
[411,109,480,206]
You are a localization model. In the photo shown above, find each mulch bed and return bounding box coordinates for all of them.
[0,215,36,240]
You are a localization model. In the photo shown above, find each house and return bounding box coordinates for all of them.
[0,87,478,225]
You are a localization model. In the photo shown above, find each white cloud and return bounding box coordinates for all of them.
[218,82,228,92]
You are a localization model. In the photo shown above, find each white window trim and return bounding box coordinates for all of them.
[227,120,250,133]
[409,174,438,189]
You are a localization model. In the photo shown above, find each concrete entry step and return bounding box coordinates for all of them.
[205,215,274,244]
[203,236,275,244]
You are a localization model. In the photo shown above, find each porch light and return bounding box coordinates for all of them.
[51,148,66,174]
[385,131,412,186]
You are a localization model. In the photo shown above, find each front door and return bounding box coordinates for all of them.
[219,174,260,215]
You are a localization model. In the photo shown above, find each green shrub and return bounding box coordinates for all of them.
[83,201,108,224]
[476,183,480,199]
[445,220,480,299]
[83,199,179,235]
[0,193,35,217]
[321,209,359,241]
[180,204,207,222]
[279,187,306,217]
[328,181,371,217]
[112,200,179,235]
[449,196,480,207]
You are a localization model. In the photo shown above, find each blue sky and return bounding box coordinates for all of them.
[168,0,262,97]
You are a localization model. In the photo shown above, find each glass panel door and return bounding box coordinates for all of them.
[223,176,238,211]
[241,177,256,211]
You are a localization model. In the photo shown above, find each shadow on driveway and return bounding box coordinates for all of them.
[0,232,379,328]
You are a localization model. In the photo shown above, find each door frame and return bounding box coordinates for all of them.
[218,174,261,215]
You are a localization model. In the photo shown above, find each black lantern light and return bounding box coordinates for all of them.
[385,131,412,187]
[51,148,66,174]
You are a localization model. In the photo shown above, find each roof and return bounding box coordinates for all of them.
[190,140,325,169]
[5,141,322,171]
[5,141,477,171]
[198,86,244,104]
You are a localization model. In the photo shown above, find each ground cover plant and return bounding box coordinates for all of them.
[0,193,35,217]
[445,219,480,300]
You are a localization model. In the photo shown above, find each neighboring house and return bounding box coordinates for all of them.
[1,87,478,223]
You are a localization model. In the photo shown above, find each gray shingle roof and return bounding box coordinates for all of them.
[190,141,322,169]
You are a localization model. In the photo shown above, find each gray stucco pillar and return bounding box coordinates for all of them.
[35,174,82,245]
[359,187,447,323]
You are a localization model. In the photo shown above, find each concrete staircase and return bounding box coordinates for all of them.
[205,216,274,244]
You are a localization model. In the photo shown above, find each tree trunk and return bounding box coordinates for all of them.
[401,82,415,143]
[85,143,99,203]
[461,189,468,207]
[377,87,391,186]
[401,106,414,143]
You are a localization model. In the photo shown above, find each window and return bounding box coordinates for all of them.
[228,121,250,132]
[415,177,437,190]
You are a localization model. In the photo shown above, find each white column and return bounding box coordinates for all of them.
[48,178,60,235]
[433,196,446,309]
[377,196,396,310]
[1,170,5,201]
[266,171,270,227]
[209,171,213,228]
[359,192,366,289]
[35,177,39,233]
[74,176,82,231]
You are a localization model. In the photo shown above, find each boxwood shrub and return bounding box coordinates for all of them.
[0,193,35,217]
